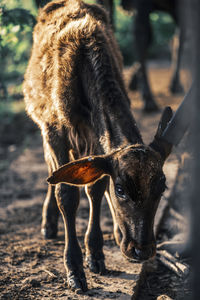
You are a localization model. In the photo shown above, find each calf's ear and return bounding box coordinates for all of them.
[149,106,173,160]
[47,155,113,186]
[154,106,173,139]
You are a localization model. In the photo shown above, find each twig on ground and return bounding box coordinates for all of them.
[157,250,189,278]
[42,268,57,278]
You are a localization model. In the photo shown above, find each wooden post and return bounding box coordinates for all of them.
[189,0,200,299]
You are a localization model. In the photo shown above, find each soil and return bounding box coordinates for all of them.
[0,63,192,299]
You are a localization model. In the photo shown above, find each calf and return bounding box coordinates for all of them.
[98,0,184,111]
[23,0,173,292]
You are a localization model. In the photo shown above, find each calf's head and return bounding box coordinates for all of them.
[47,107,173,262]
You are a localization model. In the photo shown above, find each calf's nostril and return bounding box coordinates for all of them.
[134,248,141,258]
[134,247,154,261]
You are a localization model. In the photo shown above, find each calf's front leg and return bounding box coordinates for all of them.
[84,177,108,274]
[55,183,87,292]
[43,130,87,292]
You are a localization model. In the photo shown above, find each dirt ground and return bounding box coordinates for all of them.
[0,64,192,299]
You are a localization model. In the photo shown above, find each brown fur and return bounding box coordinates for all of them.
[23,0,126,158]
[25,1,103,124]
[23,0,172,292]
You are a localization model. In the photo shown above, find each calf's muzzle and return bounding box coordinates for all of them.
[120,237,156,262]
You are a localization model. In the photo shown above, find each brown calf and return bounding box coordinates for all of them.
[23,0,173,292]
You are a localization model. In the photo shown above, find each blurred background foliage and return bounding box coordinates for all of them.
[0,0,175,103]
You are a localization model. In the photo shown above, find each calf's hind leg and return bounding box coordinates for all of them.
[42,129,87,292]
[85,177,108,274]
[41,184,59,239]
[42,140,60,238]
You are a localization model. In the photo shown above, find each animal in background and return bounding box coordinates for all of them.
[97,0,185,112]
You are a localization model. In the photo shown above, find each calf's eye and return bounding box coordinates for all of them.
[115,184,126,198]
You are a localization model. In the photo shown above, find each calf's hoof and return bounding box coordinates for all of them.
[86,254,106,275]
[41,225,57,239]
[67,271,88,293]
